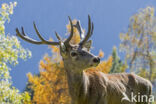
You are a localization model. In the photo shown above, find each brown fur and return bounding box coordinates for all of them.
[67,70,152,104]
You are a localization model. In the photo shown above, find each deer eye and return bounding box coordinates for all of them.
[70,51,78,57]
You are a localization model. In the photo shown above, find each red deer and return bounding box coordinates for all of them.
[16,15,152,104]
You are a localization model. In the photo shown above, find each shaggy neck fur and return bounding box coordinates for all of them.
[64,61,90,103]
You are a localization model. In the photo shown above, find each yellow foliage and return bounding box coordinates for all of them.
[98,49,104,58]
[28,56,70,104]
[86,56,112,73]
[27,19,113,104]
[138,69,148,78]
[97,56,112,73]
[1,2,17,14]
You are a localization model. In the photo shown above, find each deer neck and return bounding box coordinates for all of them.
[64,62,89,101]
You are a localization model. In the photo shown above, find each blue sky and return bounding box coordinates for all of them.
[1,0,156,91]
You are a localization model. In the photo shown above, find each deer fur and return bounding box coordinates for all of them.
[65,68,152,104]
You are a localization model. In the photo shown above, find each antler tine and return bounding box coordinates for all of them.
[16,24,60,45]
[33,22,60,45]
[16,27,43,44]
[64,16,74,45]
[33,22,45,41]
[80,15,93,46]
[91,22,94,36]
[73,20,85,39]
[55,31,61,41]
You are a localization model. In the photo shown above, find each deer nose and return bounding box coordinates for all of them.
[92,57,100,63]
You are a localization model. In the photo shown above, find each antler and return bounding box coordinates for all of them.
[64,16,74,46]
[16,17,74,46]
[16,16,92,47]
[16,23,60,45]
[73,20,85,39]
[79,15,94,46]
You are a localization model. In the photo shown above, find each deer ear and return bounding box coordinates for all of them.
[83,40,92,51]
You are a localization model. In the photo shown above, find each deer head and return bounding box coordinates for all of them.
[16,15,100,72]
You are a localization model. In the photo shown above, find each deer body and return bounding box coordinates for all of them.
[65,65,152,104]
[16,15,152,104]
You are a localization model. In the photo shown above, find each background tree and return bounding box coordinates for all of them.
[120,6,156,83]
[109,46,127,73]
[27,19,113,104]
[0,2,31,104]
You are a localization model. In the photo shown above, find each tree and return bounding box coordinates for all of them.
[0,2,31,104]
[27,19,112,104]
[109,47,126,73]
[120,6,156,83]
